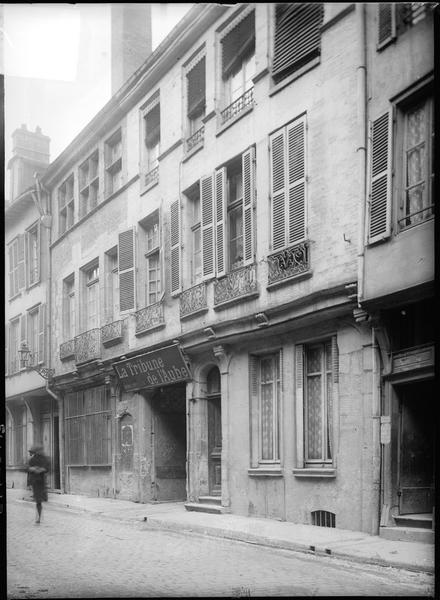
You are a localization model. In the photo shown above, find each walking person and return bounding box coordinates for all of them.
[27,445,50,524]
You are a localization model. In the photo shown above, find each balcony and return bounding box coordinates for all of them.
[74,328,101,365]
[220,88,254,125]
[101,320,124,347]
[214,264,259,309]
[135,301,165,336]
[180,282,208,320]
[267,241,311,287]
[59,339,75,361]
[186,126,204,153]
[144,166,159,188]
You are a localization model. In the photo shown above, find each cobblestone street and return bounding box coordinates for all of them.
[7,500,434,598]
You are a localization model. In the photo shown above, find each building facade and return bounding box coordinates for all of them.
[5,3,435,539]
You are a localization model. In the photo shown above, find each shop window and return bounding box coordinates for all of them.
[63,275,75,340]
[64,387,112,466]
[249,351,282,466]
[58,174,75,235]
[105,129,123,196]
[79,150,99,218]
[272,3,323,84]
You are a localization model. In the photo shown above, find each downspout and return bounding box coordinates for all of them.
[371,327,382,535]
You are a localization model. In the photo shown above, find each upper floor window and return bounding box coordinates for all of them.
[143,94,160,186]
[272,3,323,84]
[26,304,45,366]
[105,129,122,196]
[186,54,206,136]
[8,235,25,298]
[79,150,99,218]
[63,275,75,340]
[26,222,40,287]
[140,212,161,306]
[8,317,20,374]
[220,9,255,123]
[226,158,244,271]
[105,247,119,323]
[82,262,100,330]
[58,174,74,235]
[378,2,435,48]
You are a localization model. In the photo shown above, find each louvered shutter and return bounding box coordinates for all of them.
[378,3,396,47]
[19,314,27,369]
[295,344,305,468]
[214,168,227,277]
[273,3,323,82]
[200,174,215,279]
[242,147,255,265]
[287,117,307,244]
[17,234,26,290]
[249,355,259,467]
[270,128,286,250]
[38,303,46,364]
[8,245,14,298]
[5,322,8,377]
[368,111,392,243]
[170,200,181,294]
[118,228,136,312]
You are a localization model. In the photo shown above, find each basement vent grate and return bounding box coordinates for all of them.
[312,510,335,528]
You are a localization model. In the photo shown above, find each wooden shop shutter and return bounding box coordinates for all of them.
[118,228,136,312]
[200,174,215,279]
[368,111,392,243]
[270,128,287,250]
[214,168,227,278]
[38,304,46,364]
[17,234,26,290]
[273,3,323,82]
[170,200,181,294]
[287,116,307,245]
[242,146,255,265]
[377,3,396,48]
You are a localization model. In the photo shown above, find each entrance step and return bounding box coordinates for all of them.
[393,513,433,529]
[198,495,222,506]
[380,525,434,544]
[184,500,224,514]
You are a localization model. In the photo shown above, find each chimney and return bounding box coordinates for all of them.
[8,125,51,201]
[111,4,152,95]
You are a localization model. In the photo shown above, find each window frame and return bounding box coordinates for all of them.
[184,49,206,140]
[58,174,75,235]
[139,211,162,307]
[141,93,161,186]
[8,234,25,298]
[104,128,123,197]
[8,317,20,374]
[63,275,75,341]
[25,221,40,287]
[79,150,99,218]
[82,261,100,331]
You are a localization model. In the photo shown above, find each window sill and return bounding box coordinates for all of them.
[248,467,283,477]
[269,56,321,98]
[216,103,254,137]
[293,468,336,478]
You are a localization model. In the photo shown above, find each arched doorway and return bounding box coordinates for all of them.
[206,366,222,496]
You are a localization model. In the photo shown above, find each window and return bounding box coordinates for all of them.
[295,339,337,469]
[184,183,202,285]
[220,9,255,122]
[140,212,161,306]
[6,411,13,466]
[272,3,323,84]
[378,3,434,48]
[199,146,255,280]
[143,94,160,185]
[186,53,206,141]
[27,305,46,366]
[270,115,307,251]
[250,352,281,466]
[63,275,75,340]
[105,129,122,196]
[8,235,25,298]
[79,151,99,217]
[8,317,20,374]
[26,222,40,286]
[11,405,28,466]
[58,174,75,235]
[83,263,100,330]
[105,247,119,322]
[64,386,112,466]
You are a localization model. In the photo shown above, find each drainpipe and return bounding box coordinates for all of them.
[371,327,382,535]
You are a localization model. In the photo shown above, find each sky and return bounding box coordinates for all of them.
[2,3,194,201]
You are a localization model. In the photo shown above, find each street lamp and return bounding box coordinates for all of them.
[18,341,54,381]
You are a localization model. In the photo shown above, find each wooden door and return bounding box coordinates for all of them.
[208,396,222,496]
[398,382,434,514]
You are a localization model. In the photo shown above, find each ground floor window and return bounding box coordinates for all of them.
[7,405,28,466]
[64,386,112,466]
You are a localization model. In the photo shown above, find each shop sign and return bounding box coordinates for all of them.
[113,344,191,391]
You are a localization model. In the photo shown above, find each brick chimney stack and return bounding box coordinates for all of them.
[111,4,152,96]
[7,124,50,202]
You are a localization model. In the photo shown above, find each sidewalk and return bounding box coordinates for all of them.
[7,488,435,574]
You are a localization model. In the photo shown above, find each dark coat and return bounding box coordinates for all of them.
[27,452,50,503]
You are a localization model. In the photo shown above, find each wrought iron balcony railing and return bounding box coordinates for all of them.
[221,88,254,125]
[267,241,311,286]
[214,264,259,308]
[180,282,208,319]
[145,166,159,187]
[74,328,101,364]
[60,339,75,361]
[101,320,123,347]
[135,301,164,335]
[186,126,204,152]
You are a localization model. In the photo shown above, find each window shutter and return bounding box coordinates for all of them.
[242,147,255,265]
[287,117,307,244]
[19,314,27,369]
[249,355,259,468]
[295,344,305,468]
[200,174,215,279]
[214,168,227,278]
[368,111,392,243]
[5,322,9,377]
[8,245,14,298]
[273,3,323,82]
[170,200,181,294]
[17,234,26,290]
[377,3,396,47]
[270,128,286,250]
[118,228,136,312]
[35,224,41,284]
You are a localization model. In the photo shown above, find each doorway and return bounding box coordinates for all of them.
[397,380,434,515]
[206,367,222,496]
[42,411,61,490]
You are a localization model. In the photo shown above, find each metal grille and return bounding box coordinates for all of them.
[312,510,335,528]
